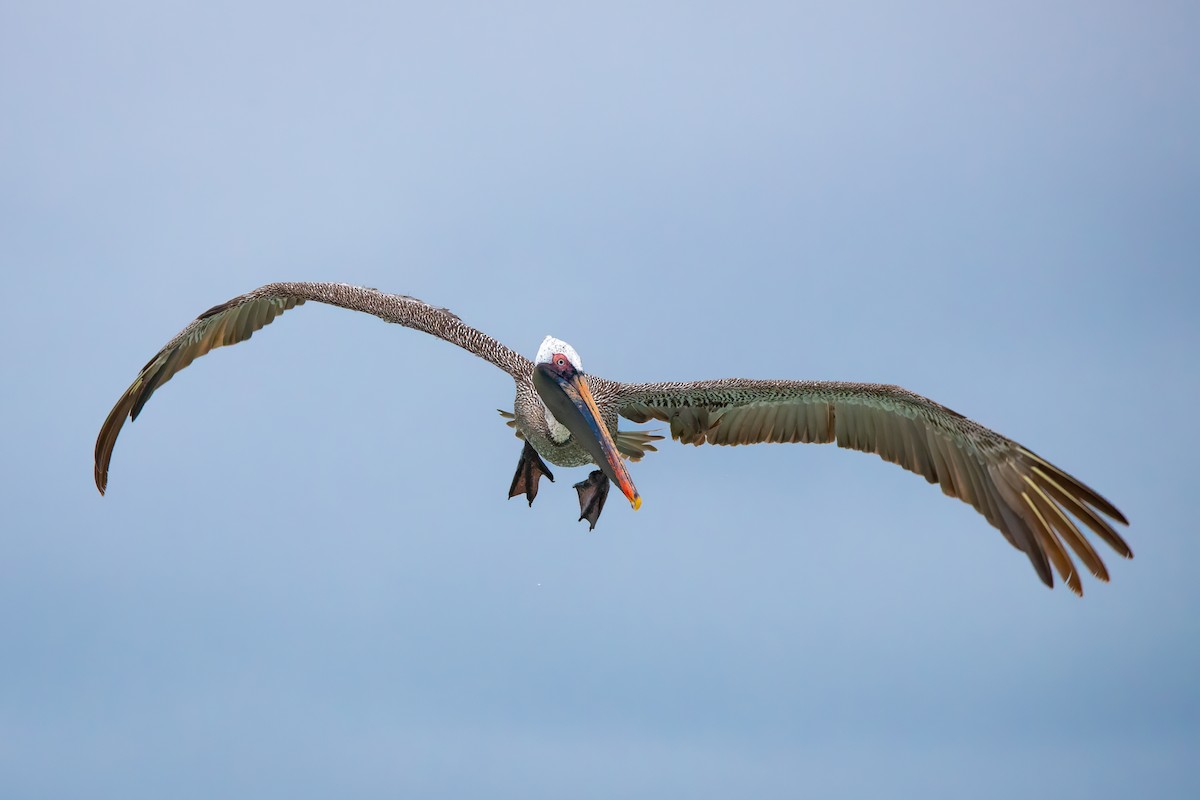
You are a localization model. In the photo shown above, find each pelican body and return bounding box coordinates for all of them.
[95,282,1131,595]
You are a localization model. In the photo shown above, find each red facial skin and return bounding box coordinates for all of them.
[548,353,575,376]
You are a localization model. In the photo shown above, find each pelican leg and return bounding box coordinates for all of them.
[508,441,555,506]
[573,470,610,531]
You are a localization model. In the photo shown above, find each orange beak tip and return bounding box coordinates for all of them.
[632,495,642,511]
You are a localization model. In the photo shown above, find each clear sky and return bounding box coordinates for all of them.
[2,2,1198,797]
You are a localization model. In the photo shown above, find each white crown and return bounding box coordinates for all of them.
[535,336,582,370]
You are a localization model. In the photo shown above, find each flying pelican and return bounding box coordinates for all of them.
[95,282,1130,594]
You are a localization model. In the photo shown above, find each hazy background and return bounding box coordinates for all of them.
[2,2,1197,797]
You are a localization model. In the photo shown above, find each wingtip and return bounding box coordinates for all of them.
[1046,566,1085,597]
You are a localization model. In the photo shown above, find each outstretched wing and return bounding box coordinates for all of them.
[615,378,1130,594]
[95,282,531,494]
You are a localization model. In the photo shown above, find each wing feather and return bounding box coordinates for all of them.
[612,378,1128,594]
[1024,476,1109,581]
[96,282,531,494]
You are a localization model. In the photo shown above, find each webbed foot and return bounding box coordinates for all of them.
[573,470,610,531]
[508,441,555,506]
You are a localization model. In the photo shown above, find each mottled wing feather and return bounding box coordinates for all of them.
[616,379,1129,594]
[96,282,532,494]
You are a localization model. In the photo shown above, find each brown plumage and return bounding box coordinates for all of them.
[613,379,1130,593]
[94,282,531,494]
[95,282,1130,595]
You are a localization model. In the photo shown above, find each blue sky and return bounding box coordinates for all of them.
[2,2,1198,797]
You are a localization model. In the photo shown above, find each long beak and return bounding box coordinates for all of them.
[532,365,642,510]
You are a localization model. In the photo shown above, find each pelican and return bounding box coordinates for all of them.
[95,282,1130,594]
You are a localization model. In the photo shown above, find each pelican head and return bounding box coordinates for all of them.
[535,336,582,372]
[532,336,642,511]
